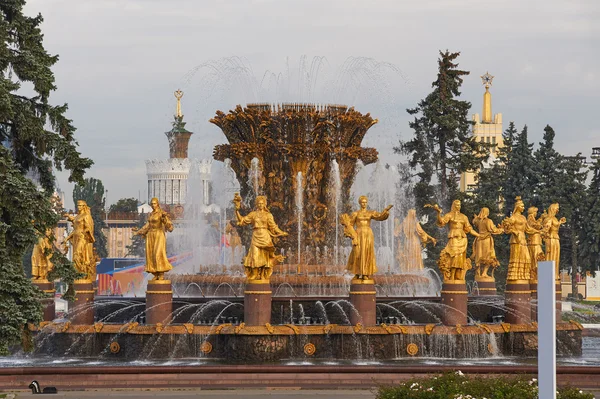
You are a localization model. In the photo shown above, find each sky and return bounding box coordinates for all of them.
[23,0,599,210]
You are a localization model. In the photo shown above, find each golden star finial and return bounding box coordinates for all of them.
[481,72,494,88]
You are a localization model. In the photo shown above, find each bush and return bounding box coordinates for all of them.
[376,372,594,399]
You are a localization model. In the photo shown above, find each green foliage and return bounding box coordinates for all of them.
[395,50,490,269]
[376,372,593,399]
[503,125,536,213]
[0,1,91,354]
[73,177,107,258]
[109,197,138,214]
[533,125,563,209]
[580,159,600,275]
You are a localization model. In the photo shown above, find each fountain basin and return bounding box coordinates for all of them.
[31,321,583,362]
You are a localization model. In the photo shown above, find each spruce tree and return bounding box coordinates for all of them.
[580,159,600,277]
[503,125,536,213]
[73,178,107,258]
[533,125,563,209]
[395,50,489,267]
[0,0,92,353]
[555,154,588,297]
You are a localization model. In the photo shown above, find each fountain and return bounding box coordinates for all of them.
[19,102,585,366]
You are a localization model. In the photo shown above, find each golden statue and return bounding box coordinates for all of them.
[393,209,436,272]
[225,220,242,264]
[64,200,96,281]
[428,200,479,282]
[543,203,566,278]
[527,206,545,281]
[341,195,392,281]
[233,193,288,282]
[502,197,541,281]
[174,89,184,117]
[31,228,54,281]
[133,197,174,281]
[471,207,503,281]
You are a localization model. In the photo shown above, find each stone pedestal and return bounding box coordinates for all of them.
[474,277,497,296]
[33,279,55,322]
[70,279,95,324]
[440,280,468,326]
[349,279,377,326]
[530,280,538,322]
[556,279,562,323]
[146,280,173,325]
[244,281,272,325]
[505,279,531,324]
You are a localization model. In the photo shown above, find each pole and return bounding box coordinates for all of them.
[538,260,556,399]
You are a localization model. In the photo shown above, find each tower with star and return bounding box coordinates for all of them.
[460,72,504,192]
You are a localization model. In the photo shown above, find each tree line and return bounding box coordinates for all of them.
[397,50,600,294]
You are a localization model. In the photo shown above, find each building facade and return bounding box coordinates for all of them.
[460,72,504,192]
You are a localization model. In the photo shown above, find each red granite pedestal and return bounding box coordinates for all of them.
[146,280,173,325]
[530,279,538,322]
[33,279,55,322]
[440,280,468,326]
[244,281,272,325]
[349,279,377,326]
[474,277,497,296]
[70,279,95,324]
[505,279,531,324]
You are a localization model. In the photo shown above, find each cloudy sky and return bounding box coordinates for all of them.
[24,0,599,209]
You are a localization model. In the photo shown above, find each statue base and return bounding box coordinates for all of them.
[474,277,497,296]
[349,279,376,326]
[556,279,563,323]
[33,279,55,322]
[530,279,537,322]
[70,279,95,324]
[440,280,468,326]
[505,279,531,324]
[146,280,173,325]
[244,281,272,325]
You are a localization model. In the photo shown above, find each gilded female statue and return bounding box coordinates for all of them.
[32,228,54,281]
[543,203,566,278]
[471,207,503,280]
[428,200,479,281]
[225,220,242,264]
[64,200,96,280]
[341,195,392,281]
[234,193,288,282]
[133,197,174,281]
[394,209,436,272]
[526,206,545,281]
[502,197,541,281]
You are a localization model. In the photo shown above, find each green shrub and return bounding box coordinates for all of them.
[376,372,594,399]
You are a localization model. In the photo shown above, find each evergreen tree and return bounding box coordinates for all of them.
[395,50,489,267]
[533,125,563,209]
[0,1,92,353]
[555,154,588,297]
[503,125,537,213]
[73,178,107,258]
[580,159,600,276]
[126,212,147,258]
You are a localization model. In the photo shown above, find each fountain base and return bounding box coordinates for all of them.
[31,321,584,361]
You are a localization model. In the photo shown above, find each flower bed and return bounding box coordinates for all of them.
[376,372,594,399]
